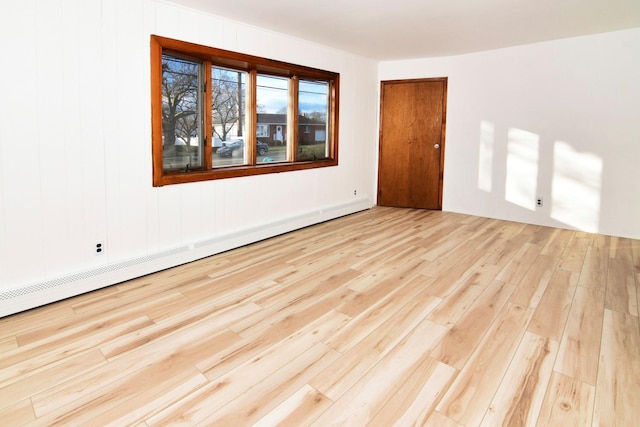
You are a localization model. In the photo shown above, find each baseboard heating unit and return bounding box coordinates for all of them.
[0,198,372,318]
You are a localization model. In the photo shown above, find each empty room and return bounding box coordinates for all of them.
[1,0,639,425]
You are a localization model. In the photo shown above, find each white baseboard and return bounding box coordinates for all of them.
[0,198,373,318]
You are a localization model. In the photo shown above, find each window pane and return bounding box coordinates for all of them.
[212,67,248,167]
[161,55,203,171]
[257,75,289,163]
[298,80,329,161]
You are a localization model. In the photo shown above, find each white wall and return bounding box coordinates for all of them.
[379,28,640,239]
[0,0,378,314]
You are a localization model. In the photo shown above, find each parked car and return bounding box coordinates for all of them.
[213,135,222,153]
[217,140,269,157]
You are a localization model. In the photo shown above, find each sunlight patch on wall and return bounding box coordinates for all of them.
[506,128,539,211]
[478,121,494,192]
[551,141,602,232]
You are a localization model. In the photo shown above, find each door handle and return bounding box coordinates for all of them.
[434,144,440,149]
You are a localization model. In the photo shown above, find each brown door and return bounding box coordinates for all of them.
[378,78,447,209]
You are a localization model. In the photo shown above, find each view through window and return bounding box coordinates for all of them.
[151,36,339,186]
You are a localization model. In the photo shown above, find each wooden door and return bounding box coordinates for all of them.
[378,78,447,209]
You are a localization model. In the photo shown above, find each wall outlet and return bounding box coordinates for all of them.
[354,189,357,196]
[536,197,543,207]
[95,241,105,255]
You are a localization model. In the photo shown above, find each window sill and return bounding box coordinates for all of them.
[154,158,338,186]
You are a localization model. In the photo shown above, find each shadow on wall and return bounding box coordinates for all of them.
[478,120,603,233]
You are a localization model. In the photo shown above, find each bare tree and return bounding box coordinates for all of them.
[212,68,244,141]
[162,56,199,148]
[162,60,248,151]
[307,111,327,123]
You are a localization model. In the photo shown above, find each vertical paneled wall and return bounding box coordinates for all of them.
[0,0,378,295]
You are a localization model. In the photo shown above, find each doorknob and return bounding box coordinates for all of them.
[434,144,440,149]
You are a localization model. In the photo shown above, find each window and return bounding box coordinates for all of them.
[151,35,339,186]
[256,74,289,164]
[256,124,269,138]
[212,66,248,168]
[298,79,330,161]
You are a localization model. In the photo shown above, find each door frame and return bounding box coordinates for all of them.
[377,77,448,209]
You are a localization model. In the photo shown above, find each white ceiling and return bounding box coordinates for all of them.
[166,0,640,60]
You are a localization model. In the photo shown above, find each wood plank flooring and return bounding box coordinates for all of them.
[1,207,639,426]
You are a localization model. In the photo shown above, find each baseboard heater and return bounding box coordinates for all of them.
[0,198,372,318]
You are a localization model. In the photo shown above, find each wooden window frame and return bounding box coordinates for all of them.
[151,35,339,186]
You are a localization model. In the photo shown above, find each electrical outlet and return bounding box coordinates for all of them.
[536,197,543,207]
[95,241,104,255]
[354,189,357,196]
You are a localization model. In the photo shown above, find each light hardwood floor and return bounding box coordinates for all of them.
[1,207,639,426]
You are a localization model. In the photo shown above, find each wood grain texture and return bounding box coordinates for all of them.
[554,286,605,385]
[367,358,457,427]
[378,79,446,209]
[309,286,441,400]
[480,332,558,427]
[436,303,533,426]
[0,207,638,425]
[424,411,465,427]
[537,372,595,426]
[605,257,638,316]
[309,320,448,426]
[577,246,609,291]
[428,279,516,369]
[0,336,17,354]
[252,384,332,427]
[593,309,640,426]
[509,254,557,308]
[528,269,578,341]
